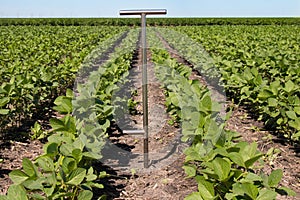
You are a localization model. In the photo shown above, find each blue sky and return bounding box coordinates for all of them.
[1,0,299,18]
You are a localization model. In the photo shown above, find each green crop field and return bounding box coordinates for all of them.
[0,18,299,199]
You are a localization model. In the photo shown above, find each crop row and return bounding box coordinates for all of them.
[1,17,299,26]
[158,26,300,141]
[0,26,127,130]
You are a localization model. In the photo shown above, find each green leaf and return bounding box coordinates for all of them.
[284,80,294,93]
[67,168,86,185]
[261,172,269,188]
[205,120,222,145]
[276,186,296,196]
[86,174,97,182]
[7,185,28,200]
[60,143,73,157]
[59,167,67,183]
[51,192,74,199]
[45,172,57,185]
[0,97,10,107]
[286,111,297,120]
[258,89,273,100]
[295,107,300,115]
[22,158,37,177]
[288,118,300,130]
[0,109,9,115]
[45,142,58,157]
[66,89,74,98]
[268,169,283,187]
[270,80,280,95]
[292,131,300,140]
[269,111,280,118]
[53,96,72,114]
[256,189,277,200]
[201,95,212,110]
[184,192,203,200]
[276,117,284,125]
[190,112,200,126]
[183,166,196,178]
[29,193,45,200]
[224,193,237,200]
[89,182,104,189]
[86,167,98,181]
[251,67,259,76]
[72,149,83,163]
[184,144,205,162]
[245,154,263,168]
[81,183,92,191]
[243,172,263,183]
[50,118,66,131]
[233,183,259,199]
[99,171,108,179]
[87,167,94,176]
[22,179,44,190]
[267,98,278,107]
[78,190,93,200]
[82,152,102,160]
[243,142,259,159]
[36,156,54,172]
[229,152,245,167]
[49,115,76,134]
[65,115,76,133]
[232,183,245,196]
[212,157,231,181]
[73,138,85,151]
[62,157,77,174]
[9,170,29,184]
[196,176,215,199]
[44,185,55,197]
[244,67,253,81]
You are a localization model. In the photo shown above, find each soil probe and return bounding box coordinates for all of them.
[120,9,167,168]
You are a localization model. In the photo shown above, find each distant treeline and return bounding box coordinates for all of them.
[0,17,299,26]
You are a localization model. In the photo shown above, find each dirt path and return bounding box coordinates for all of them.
[0,140,43,194]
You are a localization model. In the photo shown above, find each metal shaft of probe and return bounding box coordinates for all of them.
[141,13,149,168]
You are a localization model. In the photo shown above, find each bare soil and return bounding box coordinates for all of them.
[0,139,43,195]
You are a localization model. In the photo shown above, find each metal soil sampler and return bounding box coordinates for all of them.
[120,9,167,168]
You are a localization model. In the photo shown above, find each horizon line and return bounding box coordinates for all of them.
[0,16,299,18]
